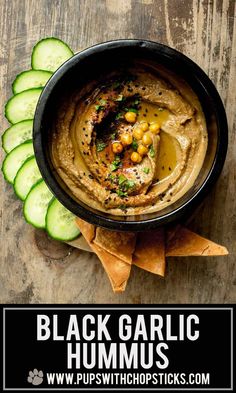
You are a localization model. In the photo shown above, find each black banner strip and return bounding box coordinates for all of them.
[1,305,234,392]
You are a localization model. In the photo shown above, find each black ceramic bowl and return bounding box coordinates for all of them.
[33,39,228,231]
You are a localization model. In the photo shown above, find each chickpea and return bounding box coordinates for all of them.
[120,133,133,146]
[149,122,160,134]
[140,121,149,132]
[112,142,123,154]
[137,144,148,156]
[142,132,153,146]
[125,111,137,123]
[131,151,142,163]
[133,127,144,140]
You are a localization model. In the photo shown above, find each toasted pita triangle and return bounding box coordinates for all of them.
[68,235,92,252]
[75,218,95,243]
[75,218,131,292]
[91,243,131,292]
[166,224,180,243]
[133,228,166,276]
[166,226,228,256]
[93,227,136,264]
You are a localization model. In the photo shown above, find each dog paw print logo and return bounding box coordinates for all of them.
[27,369,43,386]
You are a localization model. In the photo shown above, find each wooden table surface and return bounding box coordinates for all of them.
[0,0,235,304]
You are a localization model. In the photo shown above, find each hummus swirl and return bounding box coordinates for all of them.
[51,65,207,215]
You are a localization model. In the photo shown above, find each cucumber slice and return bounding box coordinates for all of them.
[2,119,33,153]
[5,88,43,124]
[14,156,42,200]
[31,37,74,72]
[23,179,53,229]
[12,70,52,94]
[46,198,80,241]
[2,140,34,184]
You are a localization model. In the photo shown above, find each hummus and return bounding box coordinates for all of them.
[51,63,207,216]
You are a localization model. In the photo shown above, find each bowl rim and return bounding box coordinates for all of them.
[33,39,228,231]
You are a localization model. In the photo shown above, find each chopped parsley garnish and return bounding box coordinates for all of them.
[134,98,141,105]
[119,204,127,211]
[108,174,116,182]
[95,99,107,112]
[143,168,150,174]
[124,107,138,113]
[116,175,136,197]
[131,139,138,151]
[115,94,124,102]
[110,156,121,172]
[110,132,116,140]
[149,145,155,158]
[117,189,128,197]
[128,94,141,108]
[95,104,103,112]
[118,174,127,185]
[110,163,118,172]
[116,112,123,120]
[126,180,135,189]
[96,140,107,152]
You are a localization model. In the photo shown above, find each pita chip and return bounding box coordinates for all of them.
[166,226,229,256]
[133,228,166,276]
[91,243,131,292]
[93,227,136,264]
[68,235,92,252]
[75,218,131,292]
[166,224,181,243]
[75,218,96,243]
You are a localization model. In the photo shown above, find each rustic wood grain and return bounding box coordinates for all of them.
[0,0,235,303]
